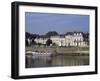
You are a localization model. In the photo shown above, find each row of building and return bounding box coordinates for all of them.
[34,32,89,47]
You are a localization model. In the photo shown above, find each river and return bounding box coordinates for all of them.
[25,54,89,68]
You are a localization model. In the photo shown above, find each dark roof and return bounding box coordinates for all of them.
[66,32,74,35]
[59,34,65,37]
[35,32,89,39]
[36,35,49,39]
[73,31,83,33]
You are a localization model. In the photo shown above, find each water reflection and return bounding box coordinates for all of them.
[25,54,89,68]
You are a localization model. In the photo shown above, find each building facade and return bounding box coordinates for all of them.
[34,32,89,47]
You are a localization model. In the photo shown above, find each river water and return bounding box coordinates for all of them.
[25,54,89,68]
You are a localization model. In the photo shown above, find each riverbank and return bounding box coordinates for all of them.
[26,46,89,56]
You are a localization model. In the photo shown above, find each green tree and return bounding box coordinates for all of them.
[46,31,58,37]
[46,39,52,46]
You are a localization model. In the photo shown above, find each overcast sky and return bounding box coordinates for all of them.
[25,12,89,35]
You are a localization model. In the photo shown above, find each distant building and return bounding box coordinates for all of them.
[65,32,89,47]
[34,35,48,45]
[34,32,89,47]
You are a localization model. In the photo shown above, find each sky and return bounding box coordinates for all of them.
[25,12,89,35]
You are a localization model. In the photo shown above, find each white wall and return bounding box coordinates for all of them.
[0,0,99,81]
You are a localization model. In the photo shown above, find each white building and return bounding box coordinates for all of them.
[34,32,89,47]
[34,36,48,45]
[65,32,88,47]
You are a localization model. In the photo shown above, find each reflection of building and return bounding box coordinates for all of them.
[34,32,89,47]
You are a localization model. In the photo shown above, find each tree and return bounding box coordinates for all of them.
[25,39,28,46]
[52,43,57,46]
[31,39,37,45]
[26,32,31,39]
[30,34,38,39]
[46,39,52,46]
[37,43,42,47]
[46,31,58,37]
[25,32,39,46]
[83,32,89,45]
